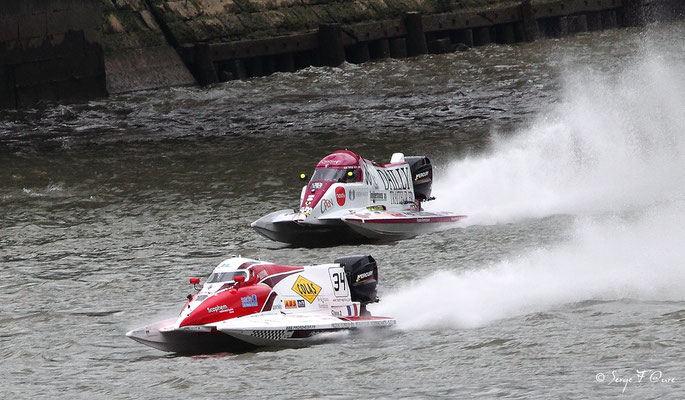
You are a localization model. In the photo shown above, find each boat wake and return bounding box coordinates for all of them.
[379,41,685,329]
[430,47,685,226]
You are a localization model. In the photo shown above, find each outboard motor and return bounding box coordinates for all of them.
[405,156,433,201]
[334,255,378,306]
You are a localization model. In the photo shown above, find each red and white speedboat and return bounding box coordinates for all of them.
[252,150,466,245]
[126,255,395,354]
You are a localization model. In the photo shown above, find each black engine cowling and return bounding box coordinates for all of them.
[334,255,378,305]
[405,156,433,201]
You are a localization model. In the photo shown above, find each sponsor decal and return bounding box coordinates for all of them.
[415,171,429,180]
[291,275,322,303]
[299,206,312,217]
[356,270,374,283]
[348,189,356,201]
[284,300,298,309]
[285,325,316,330]
[320,198,333,213]
[377,166,412,191]
[370,192,386,202]
[311,182,323,189]
[335,187,346,206]
[241,294,258,307]
[297,300,305,308]
[390,190,413,205]
[367,205,385,211]
[362,162,378,187]
[331,309,343,316]
[207,305,228,313]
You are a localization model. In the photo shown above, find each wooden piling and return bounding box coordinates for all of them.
[427,38,452,54]
[389,38,407,58]
[194,43,218,85]
[496,23,516,44]
[623,0,645,26]
[230,59,246,80]
[404,12,427,57]
[602,10,618,29]
[473,26,491,46]
[520,0,540,42]
[570,15,588,33]
[451,29,473,47]
[246,57,263,78]
[587,12,602,31]
[369,39,391,60]
[318,24,346,67]
[276,53,295,72]
[346,42,370,64]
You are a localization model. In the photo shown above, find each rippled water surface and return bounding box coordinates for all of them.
[2,22,685,399]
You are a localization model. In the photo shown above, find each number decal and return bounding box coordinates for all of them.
[329,268,349,297]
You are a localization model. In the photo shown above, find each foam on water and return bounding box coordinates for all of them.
[382,47,685,329]
[430,50,685,225]
[374,205,685,329]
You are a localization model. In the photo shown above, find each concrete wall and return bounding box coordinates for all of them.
[0,1,106,108]
[100,0,195,94]
[146,0,507,45]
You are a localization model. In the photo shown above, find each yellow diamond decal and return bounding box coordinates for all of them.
[291,275,322,303]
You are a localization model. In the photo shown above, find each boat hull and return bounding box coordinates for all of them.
[126,319,255,354]
[251,209,366,245]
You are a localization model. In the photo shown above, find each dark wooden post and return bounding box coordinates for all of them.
[194,43,218,85]
[346,42,370,64]
[587,12,602,31]
[452,29,473,47]
[404,12,427,57]
[0,66,17,109]
[623,0,645,26]
[474,26,491,46]
[318,24,346,67]
[570,15,588,33]
[389,38,407,58]
[602,10,618,28]
[520,0,539,42]
[277,53,295,72]
[369,39,390,59]
[497,24,516,44]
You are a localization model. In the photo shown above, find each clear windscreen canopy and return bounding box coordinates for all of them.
[206,270,248,284]
[310,168,359,183]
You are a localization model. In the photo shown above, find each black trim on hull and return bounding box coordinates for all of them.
[129,330,257,354]
[252,220,376,247]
